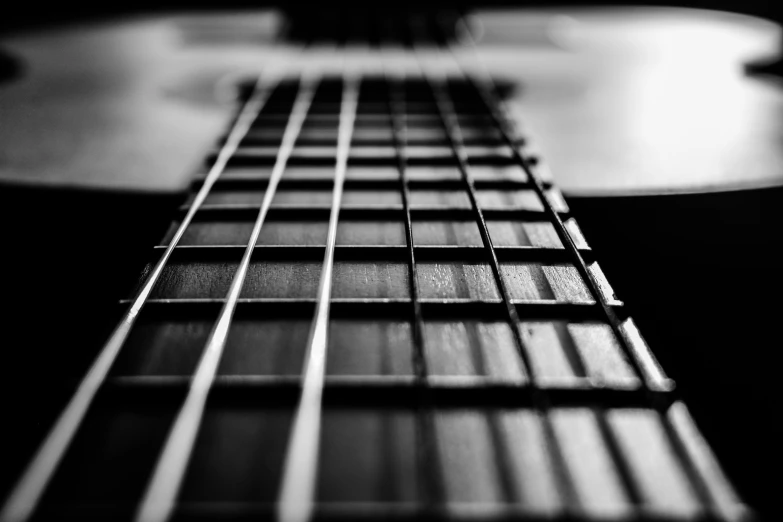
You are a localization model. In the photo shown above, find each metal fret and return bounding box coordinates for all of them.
[277,72,360,522]
[0,70,287,522]
[134,73,320,522]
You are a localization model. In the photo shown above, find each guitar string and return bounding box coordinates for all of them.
[133,65,322,522]
[444,13,740,517]
[276,40,360,522]
[377,26,446,508]
[407,16,585,510]
[0,49,301,522]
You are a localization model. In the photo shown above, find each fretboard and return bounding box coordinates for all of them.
[0,34,748,522]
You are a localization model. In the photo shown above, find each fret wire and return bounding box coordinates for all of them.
[409,21,582,511]
[276,61,360,522]
[380,35,446,508]
[443,14,731,516]
[0,66,290,522]
[133,71,321,522]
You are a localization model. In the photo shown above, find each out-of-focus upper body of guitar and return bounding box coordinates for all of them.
[1,6,781,196]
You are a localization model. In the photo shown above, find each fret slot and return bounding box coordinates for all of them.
[403,145,454,160]
[405,165,462,181]
[143,252,240,300]
[336,219,407,246]
[37,393,180,510]
[240,259,323,298]
[326,318,415,376]
[520,321,639,388]
[468,164,529,182]
[198,186,266,206]
[608,410,702,517]
[257,219,329,245]
[412,219,484,246]
[318,408,418,503]
[282,166,338,181]
[161,214,254,246]
[550,409,633,518]
[463,145,515,161]
[435,409,534,504]
[345,166,401,182]
[422,320,527,382]
[179,403,295,504]
[500,262,605,303]
[416,261,500,300]
[111,305,218,377]
[409,188,471,208]
[332,261,410,299]
[486,220,564,248]
[219,312,312,376]
[349,146,396,160]
[475,189,545,211]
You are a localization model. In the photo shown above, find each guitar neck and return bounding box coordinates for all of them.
[0,14,749,522]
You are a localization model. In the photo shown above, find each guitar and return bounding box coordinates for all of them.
[0,6,778,521]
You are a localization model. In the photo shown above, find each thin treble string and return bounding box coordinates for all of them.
[276,31,361,522]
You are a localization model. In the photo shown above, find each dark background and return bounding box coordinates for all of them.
[3,0,783,35]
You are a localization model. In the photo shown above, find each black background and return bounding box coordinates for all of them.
[3,0,783,35]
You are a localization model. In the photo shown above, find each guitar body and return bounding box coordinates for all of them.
[1,6,780,519]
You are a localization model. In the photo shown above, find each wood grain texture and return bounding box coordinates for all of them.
[149,259,238,299]
[164,218,254,246]
[241,260,322,298]
[417,262,500,300]
[499,263,557,301]
[332,261,410,299]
